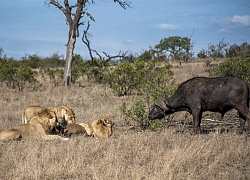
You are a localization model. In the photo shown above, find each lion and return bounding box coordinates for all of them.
[22,105,76,125]
[22,106,49,124]
[56,105,76,125]
[79,117,114,138]
[0,108,69,141]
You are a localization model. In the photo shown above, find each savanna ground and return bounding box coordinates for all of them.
[0,60,250,180]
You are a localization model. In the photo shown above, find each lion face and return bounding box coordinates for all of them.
[99,117,114,127]
[65,109,76,124]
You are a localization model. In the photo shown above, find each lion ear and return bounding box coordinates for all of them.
[97,119,104,126]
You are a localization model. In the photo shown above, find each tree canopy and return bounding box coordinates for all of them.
[155,36,192,61]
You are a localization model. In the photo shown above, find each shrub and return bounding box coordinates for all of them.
[104,60,175,96]
[15,66,38,91]
[119,60,177,131]
[71,59,91,84]
[39,68,64,87]
[0,63,16,88]
[0,64,38,91]
[209,58,250,82]
[104,61,135,96]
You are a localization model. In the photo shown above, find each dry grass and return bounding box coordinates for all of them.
[0,60,250,179]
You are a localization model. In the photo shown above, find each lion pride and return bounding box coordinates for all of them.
[22,105,76,125]
[79,117,114,138]
[0,108,69,141]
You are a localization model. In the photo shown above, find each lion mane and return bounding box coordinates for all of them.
[22,105,75,125]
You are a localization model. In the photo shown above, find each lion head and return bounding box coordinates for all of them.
[33,108,58,133]
[65,108,76,124]
[99,117,114,127]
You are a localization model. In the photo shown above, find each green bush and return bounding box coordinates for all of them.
[86,60,110,83]
[39,68,64,87]
[71,58,91,84]
[15,66,38,91]
[118,60,177,131]
[104,61,135,96]
[104,60,175,97]
[0,63,16,88]
[20,53,65,68]
[209,58,250,82]
[0,64,38,91]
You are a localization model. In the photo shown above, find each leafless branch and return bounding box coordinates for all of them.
[113,0,131,9]
[82,21,128,62]
[102,50,128,61]
[82,21,94,61]
[83,11,95,21]
[92,50,102,59]
[49,0,67,14]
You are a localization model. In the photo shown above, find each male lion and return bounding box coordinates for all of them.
[79,117,114,138]
[22,106,50,124]
[22,105,76,125]
[0,109,69,141]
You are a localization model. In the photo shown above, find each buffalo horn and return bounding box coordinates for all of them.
[155,98,169,111]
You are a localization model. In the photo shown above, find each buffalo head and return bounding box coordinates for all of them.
[148,97,172,120]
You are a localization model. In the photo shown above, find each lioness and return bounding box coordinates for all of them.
[22,105,76,125]
[79,117,114,138]
[0,108,69,141]
[56,105,76,125]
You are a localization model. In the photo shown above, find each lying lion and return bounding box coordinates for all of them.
[22,105,76,125]
[0,108,69,141]
[79,117,114,138]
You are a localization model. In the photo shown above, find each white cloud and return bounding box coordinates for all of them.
[212,15,250,32]
[156,23,178,30]
[231,15,250,26]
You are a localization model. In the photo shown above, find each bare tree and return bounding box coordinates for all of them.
[46,0,131,86]
[82,21,128,63]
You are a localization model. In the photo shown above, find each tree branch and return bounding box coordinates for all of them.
[113,0,131,9]
[49,0,67,14]
[102,50,128,61]
[82,21,128,62]
[83,11,95,21]
[82,21,94,61]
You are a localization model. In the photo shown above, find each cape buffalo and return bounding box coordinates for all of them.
[148,76,250,134]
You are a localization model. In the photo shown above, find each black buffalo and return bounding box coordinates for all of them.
[148,76,250,134]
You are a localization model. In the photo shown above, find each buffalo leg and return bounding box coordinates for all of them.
[192,109,202,134]
[235,105,250,134]
[238,113,246,134]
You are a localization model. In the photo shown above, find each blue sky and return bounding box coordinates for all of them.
[1,0,250,60]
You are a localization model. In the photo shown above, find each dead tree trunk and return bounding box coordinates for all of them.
[49,0,86,86]
[64,31,76,85]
